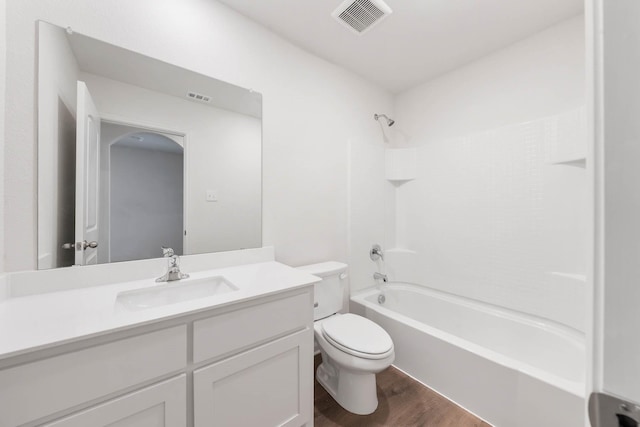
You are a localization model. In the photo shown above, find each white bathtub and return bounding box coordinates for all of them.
[351,283,585,427]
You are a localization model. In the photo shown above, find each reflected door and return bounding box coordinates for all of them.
[75,81,101,265]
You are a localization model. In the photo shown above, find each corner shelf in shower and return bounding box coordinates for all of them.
[547,138,586,168]
[548,157,586,168]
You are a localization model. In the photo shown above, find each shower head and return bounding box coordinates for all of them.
[374,113,395,127]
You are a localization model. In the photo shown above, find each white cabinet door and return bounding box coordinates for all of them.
[194,329,313,427]
[0,326,187,427]
[44,375,186,427]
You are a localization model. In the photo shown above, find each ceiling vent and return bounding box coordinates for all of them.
[331,0,392,35]
[186,91,211,103]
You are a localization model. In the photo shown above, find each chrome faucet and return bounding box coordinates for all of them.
[373,272,388,283]
[156,247,189,282]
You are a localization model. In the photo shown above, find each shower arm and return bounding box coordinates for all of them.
[374,113,395,127]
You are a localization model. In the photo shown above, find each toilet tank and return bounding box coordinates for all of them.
[296,261,348,321]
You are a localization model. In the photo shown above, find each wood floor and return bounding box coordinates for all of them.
[313,355,492,427]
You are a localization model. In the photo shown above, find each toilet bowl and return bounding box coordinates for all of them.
[314,313,395,415]
[296,260,394,415]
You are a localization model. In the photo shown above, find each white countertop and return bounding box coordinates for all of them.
[0,261,319,361]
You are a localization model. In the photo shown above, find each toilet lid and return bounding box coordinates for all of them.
[321,313,393,357]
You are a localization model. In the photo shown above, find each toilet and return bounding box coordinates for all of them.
[297,261,394,415]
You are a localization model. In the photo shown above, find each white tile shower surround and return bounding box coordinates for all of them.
[386,107,587,332]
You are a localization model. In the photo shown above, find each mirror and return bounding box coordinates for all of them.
[37,21,262,269]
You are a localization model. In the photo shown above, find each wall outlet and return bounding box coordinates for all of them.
[205,190,218,202]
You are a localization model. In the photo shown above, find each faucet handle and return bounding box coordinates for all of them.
[370,244,384,261]
[161,246,174,257]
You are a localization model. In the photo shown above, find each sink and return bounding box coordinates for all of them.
[116,276,238,311]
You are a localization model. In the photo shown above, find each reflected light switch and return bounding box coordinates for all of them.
[205,190,218,202]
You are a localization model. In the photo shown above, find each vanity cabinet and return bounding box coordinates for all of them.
[0,327,187,427]
[0,286,314,427]
[43,376,187,427]
[194,331,312,427]
[191,290,314,426]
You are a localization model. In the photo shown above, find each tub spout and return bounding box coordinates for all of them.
[373,272,388,282]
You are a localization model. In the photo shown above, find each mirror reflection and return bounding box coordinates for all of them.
[37,21,262,269]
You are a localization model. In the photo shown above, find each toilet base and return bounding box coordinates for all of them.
[316,359,379,415]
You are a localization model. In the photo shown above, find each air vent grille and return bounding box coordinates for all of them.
[186,91,211,103]
[332,0,392,35]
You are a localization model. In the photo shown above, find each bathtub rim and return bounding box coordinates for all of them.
[351,282,586,398]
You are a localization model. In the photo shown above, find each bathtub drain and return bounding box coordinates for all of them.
[378,294,386,304]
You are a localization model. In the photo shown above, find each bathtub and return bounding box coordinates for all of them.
[350,283,585,427]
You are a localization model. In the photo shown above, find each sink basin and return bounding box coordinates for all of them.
[116,276,238,311]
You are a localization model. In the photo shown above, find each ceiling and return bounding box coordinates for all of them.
[217,0,583,93]
[63,23,262,118]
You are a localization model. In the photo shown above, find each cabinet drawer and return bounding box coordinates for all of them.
[193,290,312,363]
[44,375,187,427]
[0,326,187,427]
[193,330,313,427]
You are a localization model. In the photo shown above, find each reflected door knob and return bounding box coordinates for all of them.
[82,240,98,250]
[62,241,98,250]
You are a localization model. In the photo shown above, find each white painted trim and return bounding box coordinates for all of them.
[37,252,52,269]
[182,133,190,254]
[586,0,604,402]
[100,113,186,139]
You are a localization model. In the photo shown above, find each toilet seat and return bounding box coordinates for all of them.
[321,313,394,360]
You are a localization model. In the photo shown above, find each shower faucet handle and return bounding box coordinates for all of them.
[370,244,384,261]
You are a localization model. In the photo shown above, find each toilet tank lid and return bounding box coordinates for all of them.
[295,261,347,277]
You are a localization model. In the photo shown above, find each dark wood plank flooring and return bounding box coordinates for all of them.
[314,355,492,427]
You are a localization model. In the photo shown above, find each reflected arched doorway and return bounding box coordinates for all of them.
[106,128,184,262]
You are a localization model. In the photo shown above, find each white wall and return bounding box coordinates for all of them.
[383,17,586,330]
[185,105,261,254]
[394,17,584,145]
[4,0,392,283]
